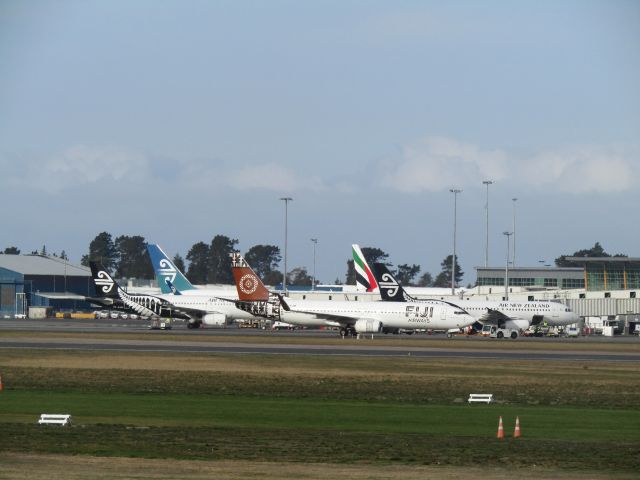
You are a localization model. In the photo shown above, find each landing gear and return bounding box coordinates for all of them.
[340,327,357,337]
[187,321,202,330]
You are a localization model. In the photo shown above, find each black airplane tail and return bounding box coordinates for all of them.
[89,261,121,299]
[372,263,417,302]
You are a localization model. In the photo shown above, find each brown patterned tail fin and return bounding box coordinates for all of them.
[230,252,270,301]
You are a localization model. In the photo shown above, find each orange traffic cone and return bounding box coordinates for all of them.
[497,416,504,439]
[514,416,521,438]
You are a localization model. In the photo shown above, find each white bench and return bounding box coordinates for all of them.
[468,394,493,404]
[38,414,72,426]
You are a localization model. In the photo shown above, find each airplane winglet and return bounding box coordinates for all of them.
[276,293,291,311]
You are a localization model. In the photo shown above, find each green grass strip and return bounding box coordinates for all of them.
[2,390,639,442]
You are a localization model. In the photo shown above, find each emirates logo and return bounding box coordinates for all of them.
[239,273,258,295]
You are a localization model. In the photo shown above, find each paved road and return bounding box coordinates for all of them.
[1,339,639,361]
[2,317,640,342]
[1,318,639,361]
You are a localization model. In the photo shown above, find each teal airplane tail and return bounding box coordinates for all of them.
[147,243,194,294]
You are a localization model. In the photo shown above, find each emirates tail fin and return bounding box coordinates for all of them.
[352,244,379,293]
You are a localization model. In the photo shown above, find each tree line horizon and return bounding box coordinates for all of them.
[1,235,626,288]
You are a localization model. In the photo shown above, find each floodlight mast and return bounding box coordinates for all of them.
[280,197,293,294]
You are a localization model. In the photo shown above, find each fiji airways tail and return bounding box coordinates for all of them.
[372,263,417,302]
[352,244,378,293]
[230,252,270,302]
[147,244,195,294]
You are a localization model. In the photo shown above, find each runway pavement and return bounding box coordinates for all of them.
[1,318,639,361]
[1,338,639,361]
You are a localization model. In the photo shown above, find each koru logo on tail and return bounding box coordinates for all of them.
[239,273,259,295]
[379,273,399,297]
[95,271,115,294]
[158,259,177,284]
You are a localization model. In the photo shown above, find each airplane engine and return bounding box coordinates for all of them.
[354,319,383,333]
[202,313,226,326]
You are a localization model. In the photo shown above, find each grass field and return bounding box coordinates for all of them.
[1,341,639,478]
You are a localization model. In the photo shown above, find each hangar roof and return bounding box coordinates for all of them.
[0,254,90,277]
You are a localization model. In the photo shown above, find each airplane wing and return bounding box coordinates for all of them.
[277,295,358,326]
[35,292,91,301]
[479,308,528,326]
[479,308,510,324]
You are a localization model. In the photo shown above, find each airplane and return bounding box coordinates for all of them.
[371,262,580,338]
[89,261,190,321]
[89,261,253,329]
[230,253,476,336]
[147,243,235,296]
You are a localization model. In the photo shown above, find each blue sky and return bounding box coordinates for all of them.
[1,0,638,284]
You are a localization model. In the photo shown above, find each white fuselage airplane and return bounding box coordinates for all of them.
[277,297,476,335]
[453,299,579,331]
[371,262,580,334]
[230,253,476,335]
[153,290,255,327]
[145,244,256,328]
[90,262,253,328]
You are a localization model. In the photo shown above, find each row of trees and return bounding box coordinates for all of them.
[77,232,314,286]
[2,233,463,287]
[555,242,627,266]
[4,236,624,288]
[345,247,464,288]
[76,232,464,287]
[2,245,68,259]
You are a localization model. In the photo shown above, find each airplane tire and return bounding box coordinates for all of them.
[510,331,518,339]
[497,331,504,339]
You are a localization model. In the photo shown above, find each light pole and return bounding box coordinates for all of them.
[503,231,513,300]
[512,198,518,267]
[280,197,293,294]
[450,188,462,295]
[482,180,493,267]
[310,238,318,290]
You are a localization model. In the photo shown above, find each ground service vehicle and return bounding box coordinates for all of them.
[488,325,519,339]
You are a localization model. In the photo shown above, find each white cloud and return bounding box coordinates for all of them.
[378,137,638,194]
[19,145,150,193]
[523,145,638,193]
[225,163,326,192]
[378,136,509,193]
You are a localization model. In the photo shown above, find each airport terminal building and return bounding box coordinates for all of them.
[476,257,640,293]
